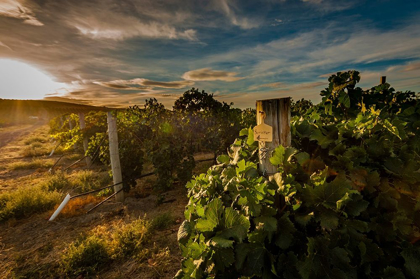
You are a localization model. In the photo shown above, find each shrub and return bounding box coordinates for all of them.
[0,185,61,222]
[176,72,420,278]
[20,145,49,157]
[60,234,110,276]
[112,218,150,257]
[150,213,176,231]
[41,171,70,191]
[24,136,47,145]
[70,170,111,193]
[60,218,151,275]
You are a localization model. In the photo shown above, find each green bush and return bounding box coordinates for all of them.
[112,218,150,257]
[0,185,61,222]
[70,170,110,193]
[150,212,176,231]
[60,218,150,275]
[60,234,110,276]
[41,171,70,192]
[176,71,420,278]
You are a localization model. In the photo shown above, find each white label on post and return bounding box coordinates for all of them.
[254,123,273,142]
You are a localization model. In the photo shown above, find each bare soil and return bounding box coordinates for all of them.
[0,122,44,149]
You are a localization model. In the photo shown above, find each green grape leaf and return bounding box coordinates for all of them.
[254,216,277,232]
[338,92,351,108]
[270,145,285,166]
[219,208,250,243]
[235,243,266,277]
[401,244,420,278]
[211,236,234,248]
[196,199,223,232]
[178,220,192,244]
[275,214,296,249]
[217,154,230,164]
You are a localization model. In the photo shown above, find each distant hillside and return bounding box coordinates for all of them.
[0,99,111,126]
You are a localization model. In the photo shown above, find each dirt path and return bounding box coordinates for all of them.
[0,122,44,148]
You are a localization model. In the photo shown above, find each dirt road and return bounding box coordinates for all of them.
[0,122,44,148]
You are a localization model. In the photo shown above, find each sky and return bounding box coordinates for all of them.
[0,0,420,108]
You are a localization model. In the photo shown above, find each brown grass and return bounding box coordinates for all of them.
[51,195,103,218]
[8,158,54,170]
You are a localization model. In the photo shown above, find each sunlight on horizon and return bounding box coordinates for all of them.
[0,59,67,100]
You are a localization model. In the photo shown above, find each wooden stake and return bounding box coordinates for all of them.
[68,116,73,130]
[78,113,92,166]
[107,111,124,202]
[256,98,291,175]
[68,115,77,151]
[256,98,291,218]
[381,76,386,84]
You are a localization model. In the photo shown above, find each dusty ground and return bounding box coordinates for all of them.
[0,124,213,278]
[0,121,44,149]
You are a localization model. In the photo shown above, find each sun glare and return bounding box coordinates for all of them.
[0,59,67,100]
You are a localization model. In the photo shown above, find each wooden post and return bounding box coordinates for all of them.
[78,113,92,166]
[107,111,124,202]
[256,98,291,175]
[381,76,386,84]
[68,116,74,130]
[68,115,78,151]
[256,98,291,217]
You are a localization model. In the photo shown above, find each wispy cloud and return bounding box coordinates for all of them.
[0,0,419,108]
[0,41,12,51]
[209,0,261,29]
[182,68,244,82]
[403,61,420,72]
[300,0,355,12]
[95,78,195,90]
[248,82,285,91]
[74,20,198,41]
[0,0,43,26]
[204,22,420,80]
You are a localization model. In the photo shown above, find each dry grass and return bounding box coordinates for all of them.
[69,170,111,193]
[24,136,48,145]
[150,212,176,231]
[8,158,54,170]
[20,145,50,157]
[0,185,62,222]
[41,171,70,192]
[52,195,104,218]
[59,218,151,276]
[18,129,53,157]
[1,124,186,278]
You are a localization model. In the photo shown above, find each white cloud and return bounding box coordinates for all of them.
[74,20,198,41]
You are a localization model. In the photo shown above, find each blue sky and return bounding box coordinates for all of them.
[0,0,419,108]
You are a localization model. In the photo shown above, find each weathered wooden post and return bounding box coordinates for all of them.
[381,76,386,84]
[107,111,124,202]
[68,115,78,152]
[255,98,291,217]
[68,115,74,130]
[255,98,291,176]
[78,112,92,166]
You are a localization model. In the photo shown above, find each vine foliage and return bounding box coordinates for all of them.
[176,71,420,278]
